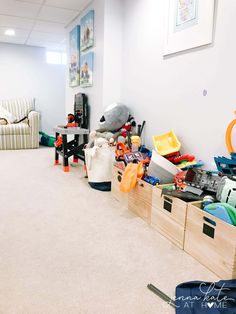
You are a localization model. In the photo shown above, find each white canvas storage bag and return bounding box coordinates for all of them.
[85,146,115,183]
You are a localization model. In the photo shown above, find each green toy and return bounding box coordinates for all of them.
[39,131,56,147]
[204,203,236,226]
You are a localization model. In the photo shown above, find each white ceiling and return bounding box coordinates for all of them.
[0,0,90,51]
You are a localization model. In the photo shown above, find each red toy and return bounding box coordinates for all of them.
[54,135,63,148]
[67,114,79,127]
[115,142,130,161]
[166,154,195,164]
[174,171,187,190]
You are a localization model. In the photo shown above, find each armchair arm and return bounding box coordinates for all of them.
[28,111,40,134]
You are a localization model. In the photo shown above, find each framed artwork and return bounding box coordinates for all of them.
[69,25,80,87]
[80,10,94,51]
[163,0,215,56]
[80,52,94,87]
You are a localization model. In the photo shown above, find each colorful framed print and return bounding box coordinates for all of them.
[69,25,80,87]
[164,0,215,56]
[80,10,94,51]
[80,52,94,87]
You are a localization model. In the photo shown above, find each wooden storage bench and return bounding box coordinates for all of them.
[128,179,153,223]
[151,185,189,249]
[184,202,236,279]
[111,166,128,208]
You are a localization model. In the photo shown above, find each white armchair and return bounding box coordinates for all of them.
[0,98,40,150]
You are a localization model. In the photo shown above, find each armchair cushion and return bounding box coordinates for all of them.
[0,123,30,135]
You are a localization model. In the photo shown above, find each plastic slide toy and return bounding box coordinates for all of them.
[153,130,181,156]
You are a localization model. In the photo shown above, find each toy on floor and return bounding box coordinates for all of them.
[39,131,56,147]
[203,203,236,226]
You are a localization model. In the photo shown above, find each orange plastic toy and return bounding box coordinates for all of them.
[54,135,63,148]
[115,142,130,161]
[226,111,236,154]
[120,162,144,193]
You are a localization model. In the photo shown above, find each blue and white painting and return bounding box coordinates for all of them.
[80,10,94,51]
[80,52,94,87]
[69,25,80,87]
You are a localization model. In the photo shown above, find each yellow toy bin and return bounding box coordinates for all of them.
[153,130,181,156]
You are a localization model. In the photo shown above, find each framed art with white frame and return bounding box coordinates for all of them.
[163,0,215,56]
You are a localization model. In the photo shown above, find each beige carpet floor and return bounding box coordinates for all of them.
[0,147,218,314]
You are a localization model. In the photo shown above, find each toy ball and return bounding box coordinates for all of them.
[99,103,129,131]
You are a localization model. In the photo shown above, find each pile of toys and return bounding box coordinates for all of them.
[114,118,153,192]
[84,102,149,191]
[118,129,203,193]
[150,126,236,226]
[153,130,203,170]
[117,119,236,227]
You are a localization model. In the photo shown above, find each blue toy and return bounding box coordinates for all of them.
[214,153,236,175]
[140,145,152,158]
[144,175,160,186]
[204,203,236,226]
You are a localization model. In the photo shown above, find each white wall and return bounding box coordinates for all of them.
[0,43,66,135]
[65,0,123,130]
[102,0,123,108]
[121,0,236,169]
[65,0,105,130]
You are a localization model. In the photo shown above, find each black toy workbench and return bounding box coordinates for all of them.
[53,126,89,172]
